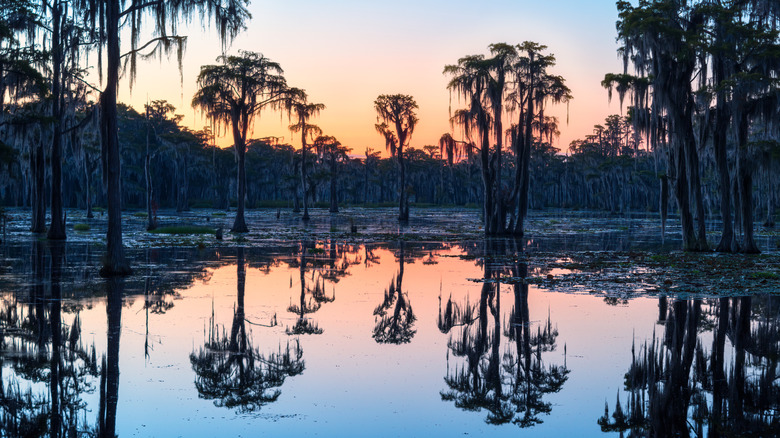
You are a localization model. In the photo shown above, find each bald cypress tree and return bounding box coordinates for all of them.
[608,0,780,253]
[192,51,296,233]
[78,0,249,275]
[286,94,324,221]
[375,94,418,222]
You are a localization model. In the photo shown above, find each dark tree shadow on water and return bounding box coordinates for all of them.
[190,247,304,413]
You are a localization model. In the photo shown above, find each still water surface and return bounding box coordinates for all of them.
[0,240,776,437]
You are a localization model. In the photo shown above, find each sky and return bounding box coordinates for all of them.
[118,0,628,155]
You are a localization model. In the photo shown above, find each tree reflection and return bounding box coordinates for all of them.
[286,242,334,335]
[373,242,416,344]
[97,277,123,438]
[190,247,304,413]
[0,242,99,437]
[600,296,780,437]
[439,241,568,427]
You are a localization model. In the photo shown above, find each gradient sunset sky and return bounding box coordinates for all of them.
[119,0,626,154]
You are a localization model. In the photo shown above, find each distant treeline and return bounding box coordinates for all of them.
[0,102,775,221]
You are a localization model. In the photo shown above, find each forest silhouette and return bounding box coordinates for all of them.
[0,0,777,276]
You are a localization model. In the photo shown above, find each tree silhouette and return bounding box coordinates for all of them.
[607,2,709,252]
[605,0,780,253]
[314,135,349,213]
[0,0,95,240]
[509,43,571,235]
[375,94,418,222]
[44,0,96,241]
[142,100,179,230]
[445,53,501,233]
[285,93,324,220]
[363,147,381,204]
[438,133,474,204]
[193,51,296,232]
[445,43,570,236]
[0,0,49,233]
[79,0,249,275]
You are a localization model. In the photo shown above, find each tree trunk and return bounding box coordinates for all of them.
[684,128,708,251]
[47,0,65,241]
[181,150,189,211]
[738,155,759,253]
[713,53,736,252]
[175,154,183,213]
[494,98,504,234]
[31,139,46,233]
[86,159,94,219]
[736,113,759,253]
[480,137,494,235]
[398,151,408,221]
[145,129,155,231]
[363,161,369,204]
[99,0,132,276]
[514,60,535,237]
[513,137,531,237]
[671,143,698,252]
[301,144,309,220]
[329,154,338,213]
[765,173,775,227]
[292,187,300,212]
[231,136,248,233]
[660,175,668,239]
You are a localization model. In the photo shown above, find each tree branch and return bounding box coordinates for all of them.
[119,0,163,18]
[120,36,183,60]
[61,106,96,135]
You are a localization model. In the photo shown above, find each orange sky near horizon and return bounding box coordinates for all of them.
[117,0,627,156]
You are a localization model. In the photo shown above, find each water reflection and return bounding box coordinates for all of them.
[599,296,780,437]
[98,277,123,438]
[373,242,416,344]
[190,247,304,412]
[439,241,569,426]
[0,242,99,437]
[0,240,778,435]
[285,242,335,335]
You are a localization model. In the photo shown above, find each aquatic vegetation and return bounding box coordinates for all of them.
[749,271,780,280]
[148,225,216,235]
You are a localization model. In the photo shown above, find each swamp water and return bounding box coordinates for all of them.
[0,210,778,437]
